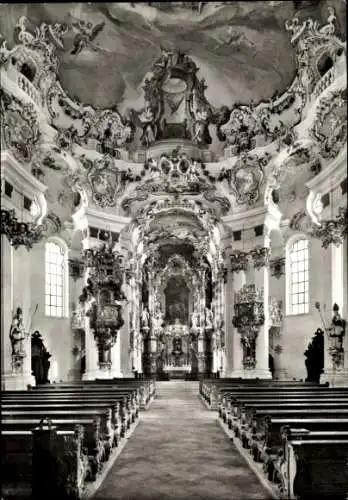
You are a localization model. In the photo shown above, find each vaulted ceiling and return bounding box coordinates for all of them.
[1,1,346,112]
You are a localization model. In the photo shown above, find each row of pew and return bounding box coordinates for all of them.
[1,378,156,499]
[200,378,348,499]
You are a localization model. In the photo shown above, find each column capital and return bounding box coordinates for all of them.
[230,250,249,273]
[250,246,271,269]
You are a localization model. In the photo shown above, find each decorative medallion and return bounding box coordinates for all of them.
[230,154,266,206]
[80,154,126,208]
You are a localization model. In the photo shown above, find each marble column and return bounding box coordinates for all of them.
[252,246,272,379]
[322,243,348,386]
[197,269,206,375]
[81,266,100,380]
[229,268,246,377]
[223,269,234,377]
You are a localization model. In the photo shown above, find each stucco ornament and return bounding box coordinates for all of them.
[1,90,41,162]
[230,153,266,206]
[311,88,347,159]
[285,7,345,99]
[79,154,126,208]
[219,105,260,153]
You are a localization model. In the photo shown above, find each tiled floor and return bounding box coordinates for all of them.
[93,381,272,500]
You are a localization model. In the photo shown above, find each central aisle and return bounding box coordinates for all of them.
[94,381,272,500]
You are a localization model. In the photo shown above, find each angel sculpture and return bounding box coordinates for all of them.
[132,102,158,147]
[70,19,105,56]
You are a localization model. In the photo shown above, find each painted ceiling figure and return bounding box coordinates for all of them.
[70,19,105,56]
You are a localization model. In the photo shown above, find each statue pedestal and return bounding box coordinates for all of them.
[273,367,290,380]
[82,367,124,380]
[227,369,272,380]
[3,370,36,390]
[321,368,348,387]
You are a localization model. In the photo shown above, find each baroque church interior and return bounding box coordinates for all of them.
[1,1,347,499]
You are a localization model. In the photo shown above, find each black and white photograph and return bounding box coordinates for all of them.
[0,1,347,499]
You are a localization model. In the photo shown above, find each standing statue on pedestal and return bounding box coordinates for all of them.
[153,306,164,332]
[141,306,150,329]
[191,310,199,330]
[10,307,26,357]
[328,303,346,369]
[205,307,213,329]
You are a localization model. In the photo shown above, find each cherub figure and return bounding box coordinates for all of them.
[70,19,105,56]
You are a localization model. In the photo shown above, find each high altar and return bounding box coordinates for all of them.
[160,320,192,378]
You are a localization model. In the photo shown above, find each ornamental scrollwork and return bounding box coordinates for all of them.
[232,284,264,371]
[230,250,249,273]
[249,246,271,269]
[313,208,348,249]
[285,7,344,99]
[79,154,127,208]
[1,209,44,250]
[1,89,41,162]
[291,207,347,248]
[232,284,264,329]
[68,258,85,281]
[270,257,286,279]
[81,242,127,370]
[229,153,267,206]
[311,88,347,160]
[219,104,260,154]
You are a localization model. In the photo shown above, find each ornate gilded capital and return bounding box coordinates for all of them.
[313,208,347,249]
[230,250,249,273]
[249,246,271,269]
[270,257,286,279]
[1,208,43,250]
[68,258,85,281]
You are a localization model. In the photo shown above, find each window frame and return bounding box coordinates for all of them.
[286,235,310,316]
[44,238,69,319]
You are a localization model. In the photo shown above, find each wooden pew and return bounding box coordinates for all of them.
[200,379,328,407]
[1,421,89,499]
[2,391,138,430]
[278,427,348,499]
[223,394,348,424]
[33,380,155,408]
[240,408,348,452]
[1,379,150,498]
[212,385,343,409]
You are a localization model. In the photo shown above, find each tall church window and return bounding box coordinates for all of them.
[45,241,67,317]
[288,238,309,315]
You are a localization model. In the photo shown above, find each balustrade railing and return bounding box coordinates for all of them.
[17,72,44,108]
[312,66,336,99]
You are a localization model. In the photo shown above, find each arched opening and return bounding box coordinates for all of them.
[20,61,36,83]
[317,53,333,77]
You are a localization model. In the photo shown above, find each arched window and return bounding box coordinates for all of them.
[287,238,309,315]
[45,241,67,317]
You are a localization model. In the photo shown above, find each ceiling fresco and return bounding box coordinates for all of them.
[0,1,345,112]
